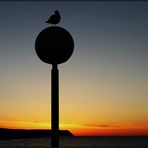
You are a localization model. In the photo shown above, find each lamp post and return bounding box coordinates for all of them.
[35,26,74,147]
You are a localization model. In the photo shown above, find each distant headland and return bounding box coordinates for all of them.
[0,128,74,140]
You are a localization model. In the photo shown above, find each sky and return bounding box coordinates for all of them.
[0,1,148,136]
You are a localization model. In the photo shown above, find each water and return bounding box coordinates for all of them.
[0,136,148,148]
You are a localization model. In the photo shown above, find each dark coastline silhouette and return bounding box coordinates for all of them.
[0,128,73,140]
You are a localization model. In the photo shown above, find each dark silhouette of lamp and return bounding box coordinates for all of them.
[35,20,74,147]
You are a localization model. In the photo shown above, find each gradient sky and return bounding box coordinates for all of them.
[0,1,148,136]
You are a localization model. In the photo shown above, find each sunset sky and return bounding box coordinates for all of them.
[0,1,148,136]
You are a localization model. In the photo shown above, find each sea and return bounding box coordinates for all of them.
[0,136,148,148]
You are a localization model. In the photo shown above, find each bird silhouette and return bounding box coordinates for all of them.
[46,10,61,25]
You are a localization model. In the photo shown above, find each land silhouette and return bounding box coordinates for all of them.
[0,128,73,140]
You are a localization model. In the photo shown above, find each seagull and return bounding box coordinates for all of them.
[46,10,61,25]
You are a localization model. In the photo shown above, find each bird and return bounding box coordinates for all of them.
[45,10,61,25]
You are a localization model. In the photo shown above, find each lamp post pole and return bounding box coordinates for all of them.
[51,64,59,147]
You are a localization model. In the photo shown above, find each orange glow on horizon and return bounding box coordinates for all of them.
[72,128,148,136]
[0,121,148,136]
[66,123,148,136]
